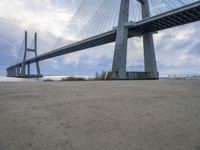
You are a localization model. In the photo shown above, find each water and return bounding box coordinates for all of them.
[0,76,38,82]
[1,74,199,82]
[0,76,94,82]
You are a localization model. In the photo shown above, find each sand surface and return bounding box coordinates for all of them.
[0,80,200,150]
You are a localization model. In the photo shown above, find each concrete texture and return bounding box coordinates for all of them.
[0,80,200,150]
[112,0,129,79]
[141,0,158,79]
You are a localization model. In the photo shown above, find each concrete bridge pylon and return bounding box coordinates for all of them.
[21,31,42,78]
[7,31,42,78]
[112,0,159,80]
[112,0,129,79]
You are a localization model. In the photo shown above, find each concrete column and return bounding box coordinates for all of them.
[28,63,30,75]
[17,66,20,76]
[138,0,158,79]
[112,0,129,79]
[34,33,41,76]
[10,69,13,77]
[10,68,13,77]
[13,67,17,77]
[21,31,27,76]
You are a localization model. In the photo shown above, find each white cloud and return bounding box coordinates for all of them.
[155,23,200,69]
[0,0,75,36]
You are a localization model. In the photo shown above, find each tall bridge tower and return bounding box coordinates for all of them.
[112,0,129,79]
[7,31,42,78]
[112,0,158,79]
[21,31,42,77]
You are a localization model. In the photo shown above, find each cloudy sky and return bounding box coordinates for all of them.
[0,0,200,76]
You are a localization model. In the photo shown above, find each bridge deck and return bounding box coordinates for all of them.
[129,1,200,35]
[7,1,200,70]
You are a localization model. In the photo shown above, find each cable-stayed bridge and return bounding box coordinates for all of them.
[7,0,200,79]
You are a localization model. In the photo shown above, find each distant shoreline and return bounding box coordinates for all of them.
[1,73,200,82]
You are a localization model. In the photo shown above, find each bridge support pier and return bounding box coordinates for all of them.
[112,0,129,79]
[28,63,30,75]
[17,66,20,76]
[139,0,159,79]
[111,0,158,80]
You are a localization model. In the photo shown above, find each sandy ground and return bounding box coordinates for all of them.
[0,80,200,150]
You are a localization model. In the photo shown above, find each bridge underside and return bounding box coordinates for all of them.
[129,2,200,35]
[7,1,200,79]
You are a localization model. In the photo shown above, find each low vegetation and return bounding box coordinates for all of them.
[94,70,107,80]
[94,70,112,80]
[61,76,86,81]
[43,78,54,82]
[43,71,111,82]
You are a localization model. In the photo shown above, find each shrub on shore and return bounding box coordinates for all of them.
[43,78,54,82]
[61,76,86,81]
